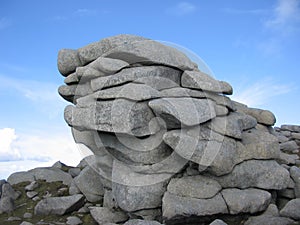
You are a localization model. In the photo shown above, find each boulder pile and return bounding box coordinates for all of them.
[1,35,300,225]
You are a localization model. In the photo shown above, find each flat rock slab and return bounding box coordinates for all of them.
[64,99,160,137]
[102,39,196,71]
[74,166,104,202]
[214,160,290,190]
[91,66,181,92]
[34,194,85,216]
[181,70,233,95]
[149,98,216,128]
[221,188,271,214]
[167,175,222,199]
[89,207,128,224]
[280,198,300,220]
[162,192,228,220]
[77,83,161,103]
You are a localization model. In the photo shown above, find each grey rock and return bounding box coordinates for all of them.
[1,183,18,199]
[29,167,73,186]
[103,189,117,209]
[240,107,276,126]
[209,219,228,225]
[68,167,81,177]
[130,208,162,221]
[78,34,148,64]
[112,180,167,212]
[148,98,216,128]
[25,181,39,191]
[69,180,81,195]
[290,166,300,197]
[7,171,35,185]
[89,207,128,224]
[221,188,271,214]
[20,222,34,225]
[58,49,82,76]
[162,192,228,219]
[32,196,40,201]
[0,179,5,196]
[167,175,222,199]
[280,141,299,153]
[94,131,172,165]
[77,83,161,104]
[23,212,33,218]
[281,125,300,133]
[124,219,163,225]
[215,105,229,116]
[34,194,85,216]
[278,189,295,199]
[245,204,295,225]
[102,39,196,71]
[91,66,181,92]
[280,198,300,220]
[0,196,15,214]
[26,191,38,199]
[66,216,83,225]
[74,166,104,202]
[277,152,299,165]
[65,99,160,137]
[160,87,236,111]
[64,71,79,84]
[181,70,233,95]
[7,216,21,221]
[58,82,93,103]
[292,132,300,140]
[52,161,66,169]
[214,160,290,189]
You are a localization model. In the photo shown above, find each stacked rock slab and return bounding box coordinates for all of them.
[57,34,300,224]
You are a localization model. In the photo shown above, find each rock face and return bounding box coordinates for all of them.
[2,34,299,225]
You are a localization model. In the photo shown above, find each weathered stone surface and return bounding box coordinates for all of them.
[26,191,38,199]
[221,188,271,214]
[7,172,35,185]
[89,207,128,224]
[66,216,83,225]
[281,125,300,133]
[213,160,290,189]
[58,82,93,103]
[0,196,15,214]
[215,105,229,116]
[162,192,228,219]
[58,49,82,76]
[25,181,39,191]
[20,221,34,225]
[64,99,160,137]
[112,180,167,212]
[280,140,299,153]
[77,83,161,103]
[94,131,172,165]
[102,39,196,71]
[181,70,233,95]
[209,219,228,225]
[34,194,84,216]
[74,166,104,202]
[245,204,296,225]
[124,219,163,225]
[280,198,300,220]
[239,107,276,126]
[88,57,129,74]
[68,167,81,177]
[160,87,236,110]
[167,175,222,199]
[290,166,300,198]
[78,34,148,64]
[91,66,181,92]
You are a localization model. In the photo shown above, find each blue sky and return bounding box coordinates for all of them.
[0,0,299,179]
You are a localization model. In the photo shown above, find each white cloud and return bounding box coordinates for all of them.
[74,8,97,17]
[232,77,293,107]
[0,127,83,179]
[265,0,300,34]
[167,2,196,16]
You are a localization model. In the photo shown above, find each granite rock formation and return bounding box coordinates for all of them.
[1,35,299,225]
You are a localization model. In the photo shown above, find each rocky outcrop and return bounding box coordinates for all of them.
[1,35,299,225]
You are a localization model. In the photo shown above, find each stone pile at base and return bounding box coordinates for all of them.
[1,35,300,225]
